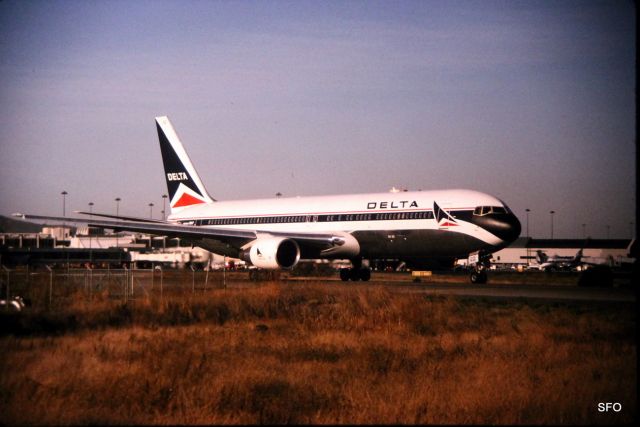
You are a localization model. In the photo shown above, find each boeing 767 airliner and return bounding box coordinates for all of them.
[18,116,521,283]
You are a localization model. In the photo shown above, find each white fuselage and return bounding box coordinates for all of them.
[169,189,508,249]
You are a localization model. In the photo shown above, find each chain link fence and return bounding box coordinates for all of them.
[0,266,230,311]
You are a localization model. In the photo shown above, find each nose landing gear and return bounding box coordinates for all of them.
[468,251,491,284]
[470,268,488,284]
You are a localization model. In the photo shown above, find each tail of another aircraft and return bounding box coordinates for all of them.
[573,249,583,263]
[155,116,215,214]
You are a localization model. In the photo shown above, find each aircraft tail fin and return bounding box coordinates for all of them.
[535,250,547,264]
[155,116,215,214]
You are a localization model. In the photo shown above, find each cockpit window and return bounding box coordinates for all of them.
[473,206,508,216]
[498,199,513,214]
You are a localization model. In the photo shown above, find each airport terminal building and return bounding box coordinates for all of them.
[0,226,235,269]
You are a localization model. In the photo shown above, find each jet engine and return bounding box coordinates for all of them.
[244,237,300,269]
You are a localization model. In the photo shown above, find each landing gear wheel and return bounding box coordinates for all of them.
[470,270,487,284]
[340,267,371,281]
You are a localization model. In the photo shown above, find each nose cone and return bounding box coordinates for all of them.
[472,213,521,244]
[506,214,521,243]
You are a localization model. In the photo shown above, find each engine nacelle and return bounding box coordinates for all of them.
[245,237,300,269]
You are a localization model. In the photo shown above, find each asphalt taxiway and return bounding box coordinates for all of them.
[280,275,636,304]
[372,282,635,303]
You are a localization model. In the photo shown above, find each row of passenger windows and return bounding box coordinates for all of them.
[180,210,446,226]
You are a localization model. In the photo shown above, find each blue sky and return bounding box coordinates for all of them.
[0,0,635,238]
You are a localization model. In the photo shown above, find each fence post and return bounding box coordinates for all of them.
[85,265,92,300]
[123,264,128,304]
[159,265,163,302]
[191,265,195,294]
[2,266,10,312]
[45,265,53,309]
[204,266,209,294]
[130,264,134,300]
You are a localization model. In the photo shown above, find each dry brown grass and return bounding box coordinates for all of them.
[0,281,635,425]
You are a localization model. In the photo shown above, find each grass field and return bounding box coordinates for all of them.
[0,277,636,425]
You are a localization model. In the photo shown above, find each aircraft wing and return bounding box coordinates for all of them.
[14,214,350,253]
[73,210,167,224]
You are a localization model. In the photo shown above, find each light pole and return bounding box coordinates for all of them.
[115,197,121,249]
[582,223,586,239]
[162,194,168,220]
[525,208,530,266]
[61,191,68,239]
[549,210,555,239]
[149,203,154,219]
[61,191,68,216]
[88,202,94,250]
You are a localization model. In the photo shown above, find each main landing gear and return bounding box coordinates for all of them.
[340,268,371,281]
[340,259,371,281]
